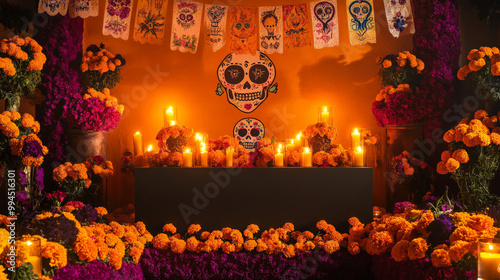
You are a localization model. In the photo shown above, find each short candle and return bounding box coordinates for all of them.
[351,128,361,151]
[200,143,208,167]
[321,106,330,123]
[354,146,364,167]
[226,147,234,167]
[183,148,193,167]
[275,145,284,167]
[301,147,312,167]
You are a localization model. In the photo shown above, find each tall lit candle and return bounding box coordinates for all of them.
[226,147,234,167]
[296,132,303,148]
[275,145,284,167]
[301,147,312,167]
[183,148,193,167]
[164,107,176,126]
[200,143,208,167]
[321,106,330,123]
[25,239,42,276]
[479,240,500,280]
[351,128,361,151]
[354,146,364,167]
[133,131,143,156]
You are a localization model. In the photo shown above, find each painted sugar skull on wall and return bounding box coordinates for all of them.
[233,118,265,150]
[216,51,278,113]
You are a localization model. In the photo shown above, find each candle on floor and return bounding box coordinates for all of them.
[320,106,330,123]
[354,146,364,167]
[351,128,361,151]
[301,147,312,167]
[200,143,208,167]
[133,131,143,156]
[275,145,284,167]
[226,147,234,167]
[478,239,500,280]
[164,106,176,126]
[183,148,193,167]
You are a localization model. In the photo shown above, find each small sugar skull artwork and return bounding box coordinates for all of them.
[233,118,265,150]
[216,51,278,113]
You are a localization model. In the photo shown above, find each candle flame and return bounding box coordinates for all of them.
[489,244,494,250]
[296,132,302,140]
[135,131,141,135]
[201,143,206,152]
[147,145,153,152]
[27,241,32,246]
[356,146,363,153]
[170,121,176,126]
[278,143,283,149]
[323,106,328,113]
[353,128,360,134]
[185,148,191,153]
[304,147,310,153]
[195,133,202,141]
[290,139,294,144]
[277,147,282,154]
[166,107,173,114]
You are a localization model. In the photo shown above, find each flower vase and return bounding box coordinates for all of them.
[66,128,107,163]
[309,134,331,155]
[385,123,423,208]
[167,136,188,153]
[5,95,21,112]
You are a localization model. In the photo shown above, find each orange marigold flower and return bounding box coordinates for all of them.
[348,241,360,255]
[316,220,328,231]
[366,231,394,255]
[282,222,294,231]
[474,110,488,120]
[41,241,67,268]
[478,133,491,146]
[187,224,201,235]
[467,214,494,232]
[436,161,448,175]
[244,240,257,251]
[445,158,460,173]
[468,58,486,71]
[170,238,186,254]
[383,59,392,68]
[391,240,409,262]
[186,236,199,252]
[479,46,493,57]
[449,240,470,262]
[482,116,498,128]
[408,238,428,260]
[283,244,296,258]
[348,217,362,227]
[163,223,176,234]
[452,149,469,164]
[152,233,170,250]
[467,49,484,60]
[441,150,452,162]
[491,133,500,145]
[443,130,455,143]
[95,207,108,218]
[414,211,435,233]
[457,65,471,80]
[450,226,478,243]
[221,241,236,254]
[462,133,478,147]
[323,240,340,254]
[431,248,451,267]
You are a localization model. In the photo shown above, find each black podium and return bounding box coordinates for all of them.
[135,167,373,234]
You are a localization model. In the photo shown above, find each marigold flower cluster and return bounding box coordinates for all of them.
[312,144,352,167]
[438,110,500,174]
[147,151,183,167]
[53,162,91,188]
[156,124,194,150]
[83,88,124,115]
[304,122,338,141]
[41,241,67,268]
[81,47,123,74]
[207,135,247,167]
[0,36,46,75]
[8,133,48,167]
[457,46,500,80]
[375,84,412,103]
[84,156,114,179]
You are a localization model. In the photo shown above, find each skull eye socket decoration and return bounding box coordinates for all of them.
[233,118,265,150]
[216,51,278,113]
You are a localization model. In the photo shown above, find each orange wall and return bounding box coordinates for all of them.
[83,0,413,210]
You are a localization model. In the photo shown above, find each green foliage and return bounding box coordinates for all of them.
[60,178,88,202]
[449,142,500,212]
[464,55,500,101]
[11,262,37,280]
[83,67,123,92]
[0,52,42,105]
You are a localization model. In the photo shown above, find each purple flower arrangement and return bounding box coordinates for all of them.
[53,260,144,280]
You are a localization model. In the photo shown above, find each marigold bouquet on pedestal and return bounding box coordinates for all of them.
[207,135,247,167]
[457,46,500,100]
[0,36,46,106]
[81,43,125,91]
[53,162,91,202]
[0,111,47,168]
[372,51,427,126]
[65,88,124,132]
[83,155,113,201]
[437,109,500,211]
[304,122,338,154]
[156,124,194,153]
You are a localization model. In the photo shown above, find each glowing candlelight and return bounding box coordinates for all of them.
[226,147,234,167]
[321,106,330,123]
[275,146,284,167]
[200,143,208,167]
[478,239,500,280]
[301,147,312,167]
[183,147,193,167]
[351,128,361,151]
[164,106,176,126]
[24,238,41,276]
[133,131,143,156]
[354,146,364,167]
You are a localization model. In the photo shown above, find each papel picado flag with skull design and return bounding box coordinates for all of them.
[310,0,339,49]
[383,0,415,38]
[170,0,203,53]
[205,4,228,52]
[229,6,259,55]
[346,0,376,45]
[259,6,284,54]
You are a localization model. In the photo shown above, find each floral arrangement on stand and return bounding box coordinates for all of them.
[457,46,500,100]
[52,162,91,202]
[438,109,500,211]
[156,124,194,153]
[207,135,246,167]
[83,155,113,204]
[311,144,352,167]
[0,35,46,110]
[304,122,338,154]
[372,51,428,126]
[390,151,433,205]
[81,43,126,92]
[65,88,124,132]
[250,138,276,167]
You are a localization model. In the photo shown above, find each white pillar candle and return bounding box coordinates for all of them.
[133,131,143,156]
[183,148,193,167]
[301,147,312,167]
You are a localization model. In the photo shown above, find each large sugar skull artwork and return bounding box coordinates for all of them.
[233,118,265,150]
[177,2,198,29]
[348,0,374,33]
[314,2,335,33]
[216,51,278,113]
